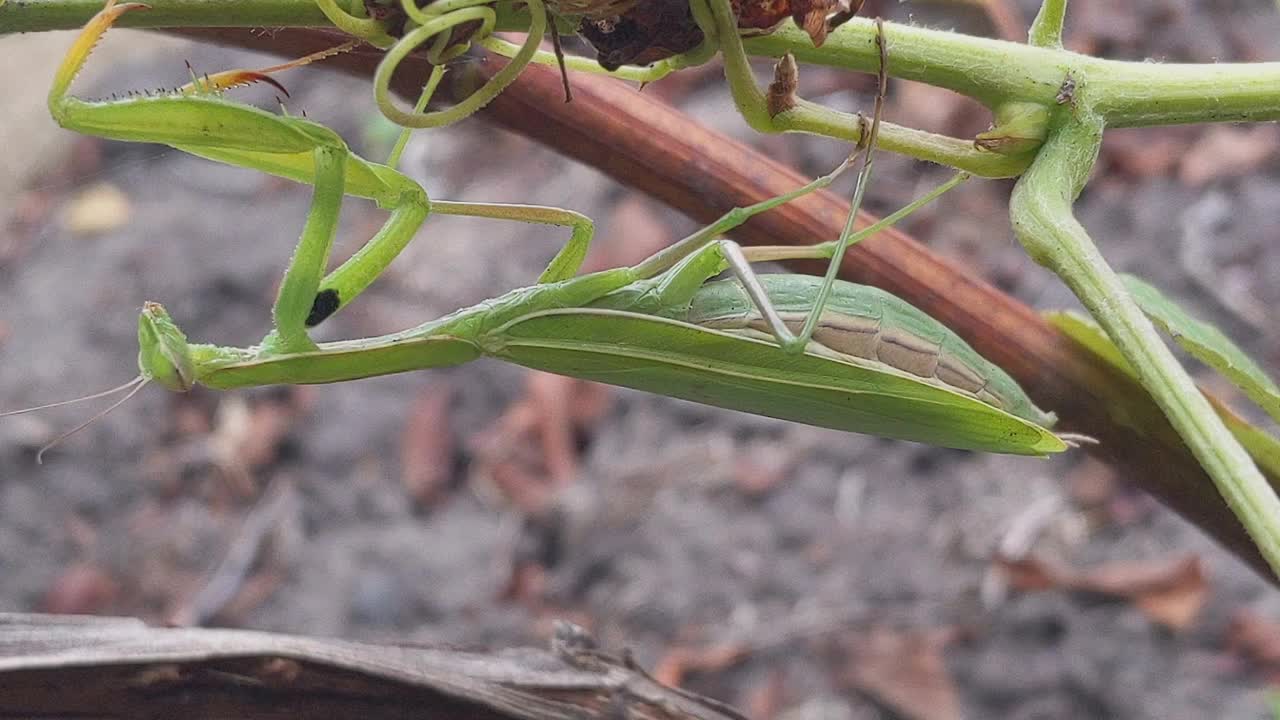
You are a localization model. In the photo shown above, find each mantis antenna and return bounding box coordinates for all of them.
[0,375,150,464]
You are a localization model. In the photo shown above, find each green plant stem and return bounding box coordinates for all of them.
[7,0,1280,170]
[6,2,1280,128]
[741,22,1280,126]
[778,101,1031,176]
[0,0,330,30]
[1009,97,1280,580]
[701,0,1030,177]
[702,6,1002,174]
[1028,0,1067,48]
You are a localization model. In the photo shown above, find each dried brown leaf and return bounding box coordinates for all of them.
[744,668,786,720]
[1129,560,1207,631]
[793,0,836,46]
[42,562,120,615]
[732,441,795,497]
[1179,125,1280,187]
[766,54,799,117]
[215,570,286,624]
[594,195,674,272]
[841,627,963,720]
[236,396,302,470]
[487,460,555,514]
[652,642,750,687]
[471,371,613,511]
[973,0,1026,42]
[730,0,848,45]
[997,553,1208,630]
[203,390,308,499]
[1064,456,1118,509]
[399,383,456,508]
[500,562,549,605]
[570,379,613,426]
[895,83,965,138]
[733,0,793,32]
[1226,609,1280,669]
[578,0,703,71]
[1101,128,1191,179]
[527,372,579,486]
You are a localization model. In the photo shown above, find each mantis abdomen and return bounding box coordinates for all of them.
[685,275,1057,428]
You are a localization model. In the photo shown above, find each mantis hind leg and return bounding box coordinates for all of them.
[632,166,969,348]
[770,16,889,355]
[718,168,970,348]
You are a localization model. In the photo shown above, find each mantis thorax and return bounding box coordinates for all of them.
[138,303,196,392]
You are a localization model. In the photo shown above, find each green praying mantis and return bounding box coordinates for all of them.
[2,0,1067,460]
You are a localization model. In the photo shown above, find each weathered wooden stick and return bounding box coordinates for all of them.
[0,614,747,719]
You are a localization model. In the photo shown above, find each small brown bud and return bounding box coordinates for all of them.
[767,53,800,117]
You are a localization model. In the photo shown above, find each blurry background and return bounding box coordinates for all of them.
[4,1,1280,717]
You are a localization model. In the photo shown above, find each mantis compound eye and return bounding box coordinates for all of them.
[138,302,197,392]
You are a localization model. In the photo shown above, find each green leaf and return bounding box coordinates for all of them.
[1122,274,1280,425]
[1047,310,1280,478]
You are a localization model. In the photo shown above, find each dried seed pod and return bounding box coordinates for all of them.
[577,0,864,71]
[578,0,704,71]
[734,0,861,46]
[766,53,799,116]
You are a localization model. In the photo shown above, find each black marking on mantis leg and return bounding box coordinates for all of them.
[306,289,341,327]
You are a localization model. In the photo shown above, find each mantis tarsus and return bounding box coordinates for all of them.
[5,0,1065,459]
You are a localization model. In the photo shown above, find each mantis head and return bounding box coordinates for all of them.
[138,302,196,392]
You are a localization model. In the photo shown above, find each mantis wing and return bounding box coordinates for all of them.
[489,309,1067,456]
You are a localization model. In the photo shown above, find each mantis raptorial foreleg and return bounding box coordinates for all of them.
[50,0,601,347]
